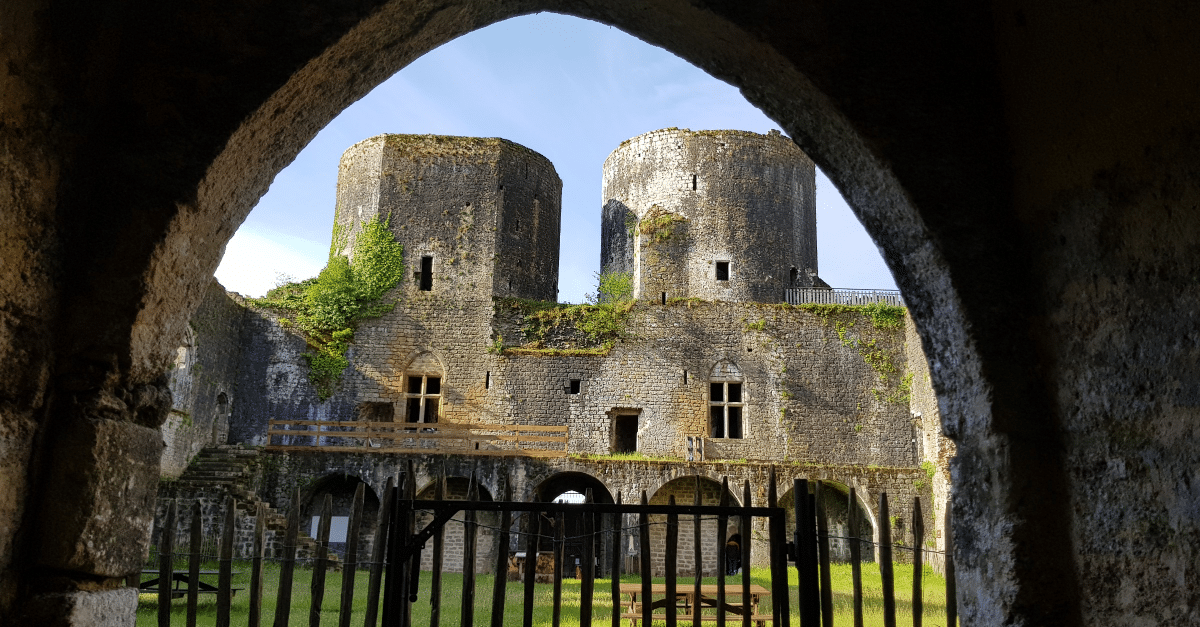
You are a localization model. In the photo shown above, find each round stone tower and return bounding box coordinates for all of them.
[601,128,820,303]
[334,134,561,302]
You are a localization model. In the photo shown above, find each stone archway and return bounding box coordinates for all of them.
[4,1,1198,624]
[647,475,741,577]
[300,474,382,563]
[780,481,875,564]
[533,472,615,580]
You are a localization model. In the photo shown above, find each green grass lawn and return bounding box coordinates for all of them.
[137,562,953,626]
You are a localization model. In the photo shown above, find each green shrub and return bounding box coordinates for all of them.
[249,215,404,399]
[586,269,634,305]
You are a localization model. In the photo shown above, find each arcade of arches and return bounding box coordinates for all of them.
[2,1,1199,624]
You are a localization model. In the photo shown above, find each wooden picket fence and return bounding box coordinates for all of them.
[143,466,958,627]
[266,420,569,457]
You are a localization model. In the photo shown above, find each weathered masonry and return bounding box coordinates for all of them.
[602,128,826,303]
[153,130,952,579]
[9,3,1193,623]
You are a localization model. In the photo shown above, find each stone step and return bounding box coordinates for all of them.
[182,470,245,479]
[191,459,251,468]
[170,480,239,489]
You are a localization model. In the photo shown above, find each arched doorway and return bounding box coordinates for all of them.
[647,475,741,577]
[534,472,614,579]
[780,481,875,564]
[301,474,381,563]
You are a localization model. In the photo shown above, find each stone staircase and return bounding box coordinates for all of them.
[159,445,339,566]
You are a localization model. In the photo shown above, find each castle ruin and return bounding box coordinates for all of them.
[157,128,951,577]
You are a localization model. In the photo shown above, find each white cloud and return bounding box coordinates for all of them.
[214,228,327,298]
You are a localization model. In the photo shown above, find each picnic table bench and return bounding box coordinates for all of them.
[619,582,772,626]
[139,569,242,599]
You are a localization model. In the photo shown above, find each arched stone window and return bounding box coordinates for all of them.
[709,361,745,439]
[403,352,443,423]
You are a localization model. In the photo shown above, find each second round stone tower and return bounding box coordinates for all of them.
[334,134,561,302]
[601,128,820,303]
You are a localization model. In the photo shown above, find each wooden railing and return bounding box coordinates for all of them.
[265,420,569,458]
[784,288,905,307]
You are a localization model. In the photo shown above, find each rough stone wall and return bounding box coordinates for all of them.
[601,129,818,303]
[492,142,561,302]
[228,305,353,445]
[233,296,916,466]
[490,301,915,466]
[903,312,953,563]
[160,282,245,477]
[637,210,691,304]
[645,477,737,576]
[414,479,498,574]
[333,135,559,304]
[777,484,875,563]
[245,453,929,576]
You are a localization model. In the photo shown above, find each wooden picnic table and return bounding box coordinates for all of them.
[619,582,772,626]
[139,569,242,599]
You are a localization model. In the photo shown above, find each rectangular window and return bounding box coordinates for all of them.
[419,256,433,291]
[709,380,745,439]
[568,379,581,394]
[613,414,638,453]
[405,374,440,423]
[716,261,729,281]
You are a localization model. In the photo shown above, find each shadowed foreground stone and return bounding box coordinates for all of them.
[22,588,138,627]
[36,418,163,576]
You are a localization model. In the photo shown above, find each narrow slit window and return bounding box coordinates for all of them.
[485,371,491,390]
[419,256,433,291]
[716,261,730,281]
[661,292,667,305]
[691,174,697,190]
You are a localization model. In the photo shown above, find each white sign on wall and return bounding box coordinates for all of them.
[310,516,350,543]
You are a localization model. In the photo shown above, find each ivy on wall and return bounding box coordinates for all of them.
[249,215,405,399]
[797,301,909,403]
[494,270,636,356]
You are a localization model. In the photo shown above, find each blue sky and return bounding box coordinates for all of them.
[214,13,897,303]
